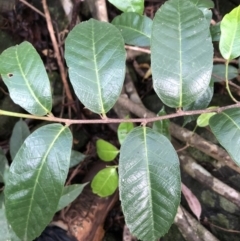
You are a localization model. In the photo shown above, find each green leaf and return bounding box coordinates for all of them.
[220,6,240,60]
[209,108,240,166]
[188,0,214,9]
[197,111,216,127]
[117,122,134,145]
[210,22,221,41]
[10,119,30,160]
[108,0,144,14]
[96,139,119,162]
[56,183,88,212]
[91,167,118,197]
[211,64,238,82]
[153,107,171,140]
[0,41,52,116]
[151,0,213,108]
[0,148,9,183]
[4,124,72,241]
[183,80,213,125]
[65,19,126,115]
[0,208,11,240]
[69,150,86,168]
[112,13,152,47]
[119,126,181,240]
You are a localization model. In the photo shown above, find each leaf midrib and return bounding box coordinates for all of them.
[15,45,49,115]
[24,125,66,240]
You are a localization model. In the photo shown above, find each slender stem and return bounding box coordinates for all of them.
[1,102,240,125]
[225,60,238,103]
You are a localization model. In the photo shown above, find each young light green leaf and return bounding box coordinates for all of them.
[153,107,171,140]
[183,81,213,125]
[112,13,152,47]
[56,183,88,212]
[197,111,216,127]
[96,139,119,162]
[209,108,240,166]
[108,0,144,14]
[0,148,9,183]
[220,6,240,60]
[91,167,118,197]
[211,64,238,82]
[151,0,213,108]
[0,41,52,116]
[10,119,30,160]
[65,19,126,115]
[119,126,181,240]
[69,150,86,168]
[117,122,134,145]
[4,124,72,241]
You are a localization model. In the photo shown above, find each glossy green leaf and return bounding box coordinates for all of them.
[220,6,240,60]
[56,183,88,212]
[4,124,72,241]
[210,22,221,41]
[151,0,213,108]
[188,0,214,9]
[117,122,134,145]
[69,150,86,168]
[197,111,216,127]
[10,119,30,160]
[209,108,240,166]
[65,19,126,115]
[112,13,152,47]
[0,42,52,116]
[96,139,119,162]
[0,208,11,240]
[0,148,8,183]
[183,81,213,125]
[108,0,144,14]
[91,167,118,197]
[211,64,238,82]
[119,127,181,240]
[153,107,171,140]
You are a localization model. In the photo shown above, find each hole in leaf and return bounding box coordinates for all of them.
[8,73,13,78]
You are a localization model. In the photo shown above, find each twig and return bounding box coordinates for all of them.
[41,0,76,112]
[19,0,45,18]
[1,101,240,125]
[87,0,108,22]
[173,141,240,208]
[175,206,220,241]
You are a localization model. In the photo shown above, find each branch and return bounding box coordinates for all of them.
[0,100,239,125]
[175,206,220,241]
[41,0,76,112]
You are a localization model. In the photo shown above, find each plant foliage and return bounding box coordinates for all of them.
[0,1,240,241]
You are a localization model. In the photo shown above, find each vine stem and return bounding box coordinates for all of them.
[225,60,238,103]
[0,101,240,125]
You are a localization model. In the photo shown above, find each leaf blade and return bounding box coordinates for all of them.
[119,127,181,240]
[96,139,119,162]
[151,0,213,108]
[112,12,152,46]
[108,0,144,14]
[4,124,72,241]
[209,108,240,166]
[0,42,52,115]
[65,19,126,115]
[220,6,240,60]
